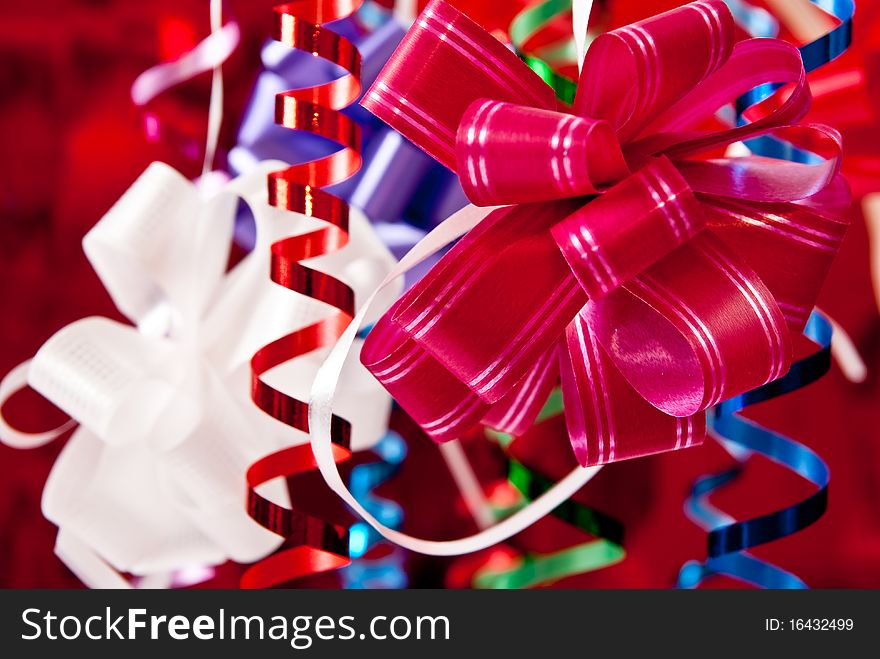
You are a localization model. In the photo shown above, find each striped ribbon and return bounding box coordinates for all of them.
[499,0,851,589]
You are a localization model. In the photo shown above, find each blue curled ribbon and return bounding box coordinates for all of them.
[343,431,408,589]
[679,0,853,591]
[724,0,777,38]
[679,313,832,589]
[732,0,855,162]
[799,0,854,72]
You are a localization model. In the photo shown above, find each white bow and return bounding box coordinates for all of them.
[0,161,400,587]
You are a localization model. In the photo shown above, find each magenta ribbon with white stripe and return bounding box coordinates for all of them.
[359,0,849,466]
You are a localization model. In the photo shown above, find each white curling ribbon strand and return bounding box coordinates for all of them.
[310,202,601,557]
[130,0,236,179]
[130,18,240,108]
[439,440,495,530]
[0,160,399,587]
[574,0,595,71]
[823,312,867,384]
[203,0,226,176]
[0,361,76,449]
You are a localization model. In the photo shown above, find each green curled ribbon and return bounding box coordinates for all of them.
[476,390,625,589]
[509,0,581,104]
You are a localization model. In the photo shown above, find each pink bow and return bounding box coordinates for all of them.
[360,0,849,466]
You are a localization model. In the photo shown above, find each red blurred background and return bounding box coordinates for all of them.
[2,0,880,588]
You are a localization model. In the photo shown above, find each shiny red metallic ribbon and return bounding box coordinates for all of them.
[242,0,364,589]
[360,0,848,467]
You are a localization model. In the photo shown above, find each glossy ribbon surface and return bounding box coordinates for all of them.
[460,1,625,591]
[244,0,366,589]
[0,156,395,588]
[679,0,853,590]
[679,312,832,588]
[358,0,848,469]
[229,8,467,267]
[737,0,854,162]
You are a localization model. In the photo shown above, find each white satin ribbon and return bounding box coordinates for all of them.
[203,0,226,176]
[309,203,601,557]
[0,362,75,449]
[0,160,399,587]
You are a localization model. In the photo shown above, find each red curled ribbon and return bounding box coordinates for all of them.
[360,0,849,467]
[242,0,364,589]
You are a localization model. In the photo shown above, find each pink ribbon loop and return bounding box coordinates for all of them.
[701,197,848,334]
[588,231,792,418]
[455,100,627,206]
[635,39,813,156]
[361,306,490,443]
[561,318,707,467]
[551,156,704,299]
[363,0,555,169]
[389,200,586,405]
[576,0,734,141]
[359,0,850,466]
[676,125,843,203]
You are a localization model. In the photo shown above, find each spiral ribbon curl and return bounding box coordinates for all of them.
[679,312,832,588]
[680,0,854,590]
[356,0,848,472]
[736,0,854,162]
[515,0,850,590]
[0,156,395,588]
[229,10,469,253]
[344,431,408,589]
[243,0,367,589]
